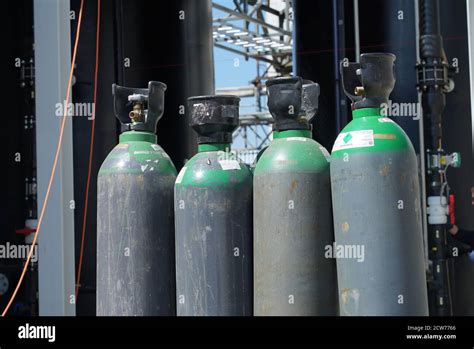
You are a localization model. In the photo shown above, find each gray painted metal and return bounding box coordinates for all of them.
[174,152,253,316]
[254,165,338,316]
[34,0,76,316]
[331,150,429,316]
[97,144,176,316]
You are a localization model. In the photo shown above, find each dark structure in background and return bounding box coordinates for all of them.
[358,0,420,152]
[71,0,117,315]
[439,0,474,316]
[295,0,420,149]
[1,0,38,315]
[293,0,355,151]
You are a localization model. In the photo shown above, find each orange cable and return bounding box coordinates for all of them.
[1,0,85,317]
[75,0,101,300]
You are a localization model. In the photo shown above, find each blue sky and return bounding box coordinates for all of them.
[213,1,271,153]
[213,0,256,89]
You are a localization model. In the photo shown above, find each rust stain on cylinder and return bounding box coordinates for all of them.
[379,164,391,177]
[341,288,350,305]
[290,180,298,192]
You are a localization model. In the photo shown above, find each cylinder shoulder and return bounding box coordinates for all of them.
[175,151,252,187]
[331,117,415,158]
[99,141,177,176]
[254,137,330,174]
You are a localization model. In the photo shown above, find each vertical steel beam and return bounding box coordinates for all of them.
[34,0,76,316]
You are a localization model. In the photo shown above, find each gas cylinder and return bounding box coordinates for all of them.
[174,95,253,316]
[331,53,428,315]
[97,81,177,316]
[254,77,338,316]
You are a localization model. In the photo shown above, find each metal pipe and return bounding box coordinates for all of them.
[353,0,360,62]
[415,0,430,278]
[418,0,453,316]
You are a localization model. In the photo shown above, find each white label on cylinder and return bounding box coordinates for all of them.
[175,166,187,184]
[286,137,307,142]
[332,130,374,151]
[151,144,160,151]
[219,159,241,170]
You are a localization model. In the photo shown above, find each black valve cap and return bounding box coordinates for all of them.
[340,52,396,110]
[188,95,240,144]
[266,76,319,131]
[112,81,167,133]
[301,80,320,122]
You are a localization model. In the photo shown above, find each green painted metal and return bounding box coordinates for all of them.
[198,143,229,152]
[331,108,412,158]
[352,107,381,118]
[119,130,157,143]
[176,150,252,187]
[272,129,312,139]
[98,131,177,175]
[255,130,329,174]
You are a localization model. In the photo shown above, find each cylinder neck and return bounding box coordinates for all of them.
[198,143,230,152]
[273,129,312,139]
[119,131,157,143]
[352,107,382,119]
